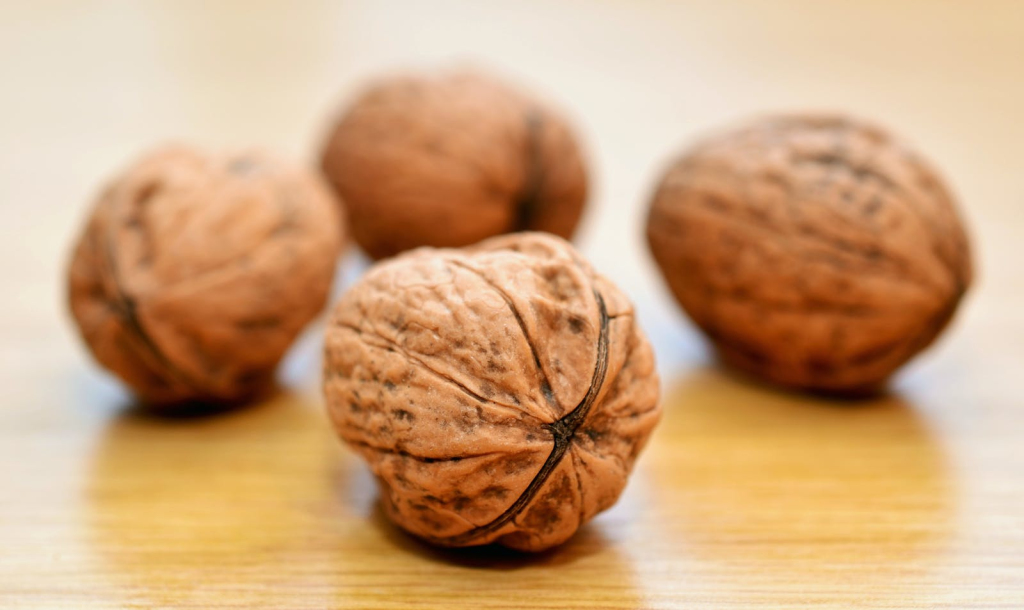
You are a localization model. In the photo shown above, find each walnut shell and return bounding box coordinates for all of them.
[323,233,660,551]
[68,145,345,404]
[319,69,588,260]
[647,115,972,393]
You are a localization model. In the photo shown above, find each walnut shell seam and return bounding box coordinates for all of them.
[511,107,546,233]
[331,283,619,546]
[324,232,661,550]
[427,289,610,546]
[94,175,312,397]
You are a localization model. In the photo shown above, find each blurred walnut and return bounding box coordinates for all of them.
[68,145,345,405]
[319,68,589,259]
[323,233,660,551]
[647,115,972,393]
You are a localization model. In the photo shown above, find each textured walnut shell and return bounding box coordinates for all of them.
[323,233,660,551]
[647,115,972,393]
[320,69,588,260]
[68,145,345,404]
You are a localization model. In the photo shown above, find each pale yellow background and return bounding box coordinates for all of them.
[1,1,1022,608]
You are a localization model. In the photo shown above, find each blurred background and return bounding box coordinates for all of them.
[2,1,1021,398]
[1,2,1022,608]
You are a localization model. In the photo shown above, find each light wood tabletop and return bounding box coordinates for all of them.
[2,2,1023,608]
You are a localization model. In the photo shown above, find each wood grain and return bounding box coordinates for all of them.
[1,1,1023,608]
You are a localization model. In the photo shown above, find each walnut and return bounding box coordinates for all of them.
[68,145,345,405]
[647,115,973,393]
[323,232,660,551]
[319,68,589,260]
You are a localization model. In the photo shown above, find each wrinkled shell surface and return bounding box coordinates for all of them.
[323,233,660,551]
[68,145,344,404]
[320,69,588,259]
[647,115,972,393]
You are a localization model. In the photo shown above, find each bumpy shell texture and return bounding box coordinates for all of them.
[647,115,972,393]
[323,233,660,551]
[68,145,344,404]
[320,69,588,260]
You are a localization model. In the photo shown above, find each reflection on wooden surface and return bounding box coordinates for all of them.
[86,392,641,609]
[82,370,959,608]
[644,368,953,605]
[87,393,350,608]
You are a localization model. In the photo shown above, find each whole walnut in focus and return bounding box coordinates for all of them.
[319,69,589,259]
[68,145,345,405]
[323,233,660,551]
[647,115,972,393]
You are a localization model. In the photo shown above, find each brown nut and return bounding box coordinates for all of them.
[323,232,660,551]
[647,115,973,393]
[68,145,345,405]
[319,68,589,260]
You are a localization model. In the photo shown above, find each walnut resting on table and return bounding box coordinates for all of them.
[647,114,973,393]
[319,68,589,260]
[323,233,660,551]
[68,145,345,405]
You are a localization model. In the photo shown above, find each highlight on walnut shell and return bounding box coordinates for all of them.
[319,68,589,260]
[68,145,346,405]
[646,114,973,394]
[323,232,660,551]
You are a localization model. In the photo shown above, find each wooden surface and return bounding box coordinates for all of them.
[2,1,1023,608]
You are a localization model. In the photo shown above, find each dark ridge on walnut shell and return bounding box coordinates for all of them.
[95,158,318,403]
[423,290,610,546]
[100,207,200,396]
[512,108,546,232]
[324,232,661,551]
